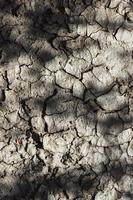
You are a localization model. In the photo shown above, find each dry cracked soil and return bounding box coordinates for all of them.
[0,0,133,199]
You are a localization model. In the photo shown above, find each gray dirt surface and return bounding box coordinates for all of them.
[0,0,133,199]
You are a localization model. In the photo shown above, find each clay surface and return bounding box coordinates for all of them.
[0,0,133,199]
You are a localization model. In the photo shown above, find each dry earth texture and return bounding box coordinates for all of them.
[0,0,133,199]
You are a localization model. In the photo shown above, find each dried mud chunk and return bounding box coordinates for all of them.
[5,110,18,124]
[44,113,75,133]
[82,67,113,96]
[118,1,131,16]
[85,37,100,59]
[127,10,133,22]
[87,23,102,36]
[75,113,96,137]
[6,68,16,87]
[118,129,133,144]
[31,116,45,132]
[31,40,58,63]
[38,149,53,164]
[78,147,108,173]
[4,90,19,112]
[69,0,86,15]
[116,28,133,43]
[18,53,32,65]
[82,6,96,24]
[26,97,44,116]
[20,65,41,83]
[16,33,35,52]
[97,135,118,147]
[31,75,55,98]
[93,66,113,87]
[109,0,121,8]
[97,85,127,111]
[73,46,92,64]
[43,135,68,153]
[0,144,21,164]
[73,80,85,99]
[93,0,109,7]
[106,8,124,34]
[55,70,75,89]
[105,146,122,161]
[65,57,91,79]
[27,143,36,157]
[95,182,118,200]
[128,139,133,157]
[116,175,133,193]
[0,42,20,65]
[95,6,108,28]
[65,36,85,50]
[77,16,87,36]
[45,53,67,72]
[46,95,76,115]
[97,112,123,136]
[93,45,129,76]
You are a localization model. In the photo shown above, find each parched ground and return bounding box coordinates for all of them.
[0,0,133,199]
